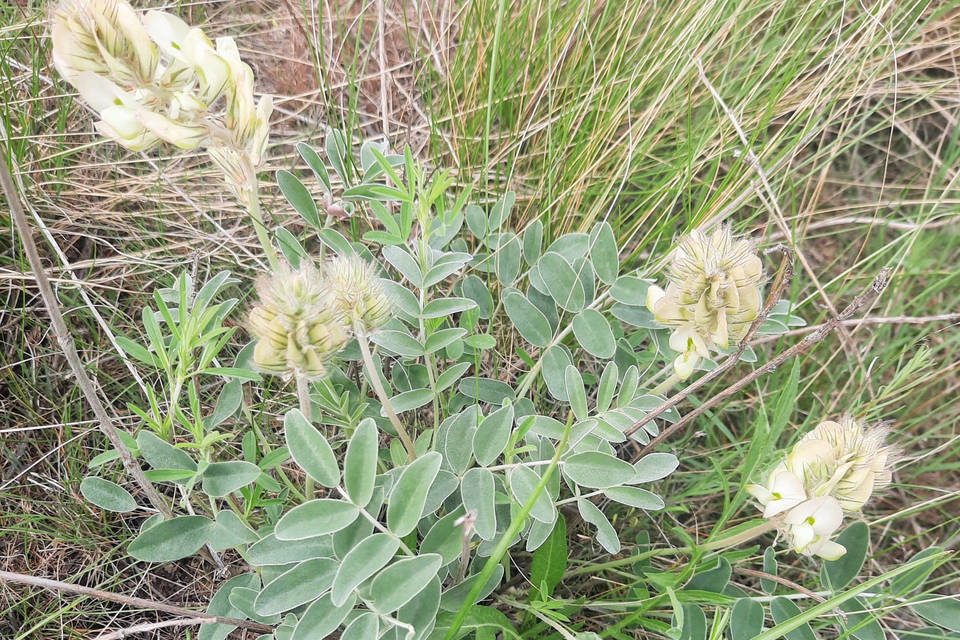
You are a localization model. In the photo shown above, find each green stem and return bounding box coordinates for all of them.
[295,372,314,502]
[246,172,279,271]
[649,372,681,397]
[443,411,573,640]
[355,327,417,461]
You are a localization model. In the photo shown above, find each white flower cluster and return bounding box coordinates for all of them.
[646,227,764,379]
[51,0,271,204]
[747,417,895,560]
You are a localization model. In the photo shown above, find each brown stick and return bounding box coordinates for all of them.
[631,268,891,461]
[624,245,794,439]
[0,144,172,519]
[735,568,827,604]
[95,617,218,640]
[0,570,272,634]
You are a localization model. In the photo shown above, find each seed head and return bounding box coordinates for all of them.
[326,255,392,334]
[248,262,348,380]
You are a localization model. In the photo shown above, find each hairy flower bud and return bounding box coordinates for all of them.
[647,227,763,379]
[327,255,392,333]
[249,262,349,379]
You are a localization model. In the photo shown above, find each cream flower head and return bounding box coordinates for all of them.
[786,417,895,512]
[746,416,896,561]
[326,255,392,334]
[51,0,272,199]
[647,227,763,379]
[248,262,348,380]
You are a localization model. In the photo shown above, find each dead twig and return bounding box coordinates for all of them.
[631,268,892,461]
[734,568,828,605]
[0,143,172,519]
[0,570,272,634]
[625,245,794,439]
[95,617,218,640]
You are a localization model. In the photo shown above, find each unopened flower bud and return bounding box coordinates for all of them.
[248,262,349,379]
[327,255,392,333]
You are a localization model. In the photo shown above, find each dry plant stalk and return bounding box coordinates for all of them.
[0,570,272,635]
[0,143,171,519]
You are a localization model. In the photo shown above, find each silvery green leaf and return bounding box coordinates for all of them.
[564,451,635,488]
[420,508,466,565]
[610,275,651,305]
[420,297,477,318]
[275,499,359,540]
[387,452,442,537]
[458,377,515,405]
[577,499,620,554]
[201,461,261,497]
[369,554,443,614]
[509,465,555,524]
[277,170,319,228]
[436,362,471,393]
[565,366,588,421]
[370,329,424,358]
[382,245,424,288]
[292,593,355,640]
[198,573,261,640]
[254,557,338,616]
[296,142,331,193]
[442,406,479,475]
[127,515,214,562]
[341,612,379,640]
[284,409,339,488]
[545,232,589,260]
[522,220,543,266]
[538,251,585,312]
[343,418,378,506]
[247,533,334,566]
[331,533,400,606]
[572,309,616,359]
[596,362,618,412]
[384,388,434,414]
[589,221,619,284]
[488,191,515,228]
[80,476,137,513]
[633,452,679,483]
[209,510,258,551]
[424,328,467,354]
[541,345,573,401]
[502,288,551,347]
[461,467,497,540]
[472,402,515,466]
[604,486,665,510]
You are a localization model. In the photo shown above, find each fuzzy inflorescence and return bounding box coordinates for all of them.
[747,417,896,560]
[248,257,392,380]
[51,0,271,205]
[646,227,764,379]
